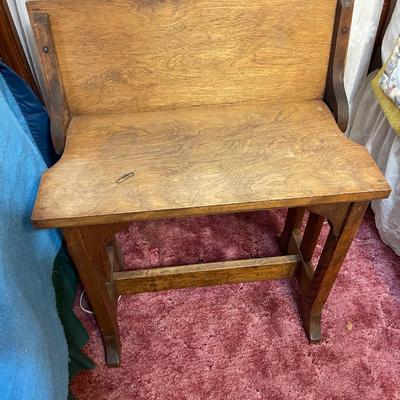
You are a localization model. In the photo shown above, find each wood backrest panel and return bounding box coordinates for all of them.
[27,0,337,115]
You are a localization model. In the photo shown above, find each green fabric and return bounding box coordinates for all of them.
[52,244,95,398]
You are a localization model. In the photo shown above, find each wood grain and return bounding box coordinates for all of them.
[114,255,300,295]
[289,228,315,299]
[32,101,390,228]
[63,226,122,367]
[324,0,354,132]
[27,0,337,115]
[301,201,369,343]
[278,207,305,253]
[300,213,325,262]
[26,0,392,367]
[29,11,70,153]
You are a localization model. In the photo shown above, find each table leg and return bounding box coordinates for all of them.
[300,202,368,342]
[63,223,128,367]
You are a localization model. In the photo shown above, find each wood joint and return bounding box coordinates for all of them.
[306,202,350,236]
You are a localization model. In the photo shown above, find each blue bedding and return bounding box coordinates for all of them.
[0,72,68,399]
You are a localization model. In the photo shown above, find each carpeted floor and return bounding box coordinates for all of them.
[71,209,400,400]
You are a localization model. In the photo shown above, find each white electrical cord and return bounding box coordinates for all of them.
[79,289,94,314]
[79,289,121,315]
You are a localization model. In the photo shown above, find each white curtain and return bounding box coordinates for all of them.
[348,1,400,256]
[345,0,385,116]
[6,0,46,94]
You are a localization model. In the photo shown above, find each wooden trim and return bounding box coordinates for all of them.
[324,0,354,132]
[0,0,40,97]
[30,11,70,154]
[369,0,394,72]
[113,255,300,295]
[33,187,391,229]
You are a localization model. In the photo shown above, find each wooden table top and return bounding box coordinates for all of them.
[32,101,390,228]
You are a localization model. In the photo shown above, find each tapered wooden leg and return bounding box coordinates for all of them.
[300,202,368,342]
[279,207,305,253]
[63,223,129,367]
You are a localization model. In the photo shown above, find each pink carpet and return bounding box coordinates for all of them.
[71,209,400,399]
